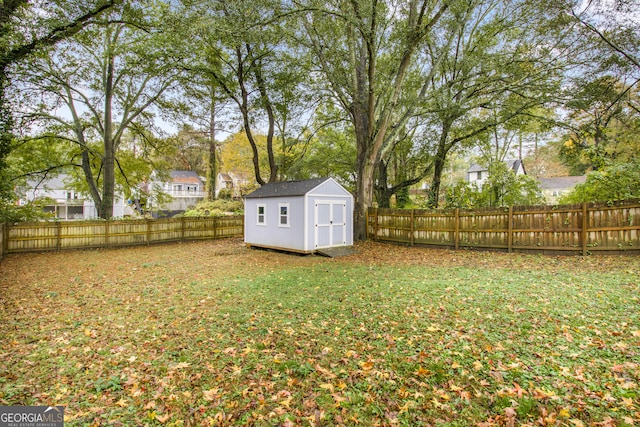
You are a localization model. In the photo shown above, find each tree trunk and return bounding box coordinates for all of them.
[205,86,216,200]
[374,160,392,208]
[80,149,102,211]
[427,120,453,208]
[252,52,278,183]
[0,69,12,199]
[100,28,116,219]
[352,92,376,241]
[354,159,375,241]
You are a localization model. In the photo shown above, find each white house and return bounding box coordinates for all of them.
[147,170,205,216]
[216,172,250,198]
[244,177,354,253]
[23,173,134,219]
[467,159,526,186]
[538,176,587,204]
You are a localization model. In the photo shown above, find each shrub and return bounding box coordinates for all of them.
[0,198,55,223]
[181,199,244,217]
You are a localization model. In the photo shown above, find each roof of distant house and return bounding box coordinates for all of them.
[538,176,587,190]
[27,173,69,190]
[467,159,524,174]
[245,177,331,199]
[467,164,485,173]
[170,170,202,184]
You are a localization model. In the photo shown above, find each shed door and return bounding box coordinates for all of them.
[314,201,347,249]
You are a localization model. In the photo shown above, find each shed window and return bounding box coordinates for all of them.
[257,204,266,225]
[279,203,289,227]
[477,171,482,180]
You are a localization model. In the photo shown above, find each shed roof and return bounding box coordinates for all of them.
[245,177,332,199]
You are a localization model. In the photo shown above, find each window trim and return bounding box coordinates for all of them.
[256,204,266,226]
[278,203,290,227]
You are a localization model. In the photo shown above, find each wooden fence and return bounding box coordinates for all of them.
[367,201,640,255]
[1,216,243,256]
[2,202,640,259]
[0,222,6,261]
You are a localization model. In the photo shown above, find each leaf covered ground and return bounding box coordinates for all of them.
[1,238,639,426]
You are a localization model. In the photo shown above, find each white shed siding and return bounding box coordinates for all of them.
[244,178,353,253]
[245,196,307,251]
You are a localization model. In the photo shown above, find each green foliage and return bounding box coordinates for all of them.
[217,188,232,200]
[483,162,543,207]
[444,162,543,208]
[0,199,54,223]
[13,1,185,219]
[0,1,117,204]
[560,159,640,204]
[181,199,243,217]
[560,78,640,174]
[444,180,480,209]
[395,186,411,209]
[291,114,356,191]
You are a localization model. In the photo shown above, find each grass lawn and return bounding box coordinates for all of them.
[1,238,639,426]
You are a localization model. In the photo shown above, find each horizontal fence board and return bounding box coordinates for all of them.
[368,201,640,255]
[3,216,243,254]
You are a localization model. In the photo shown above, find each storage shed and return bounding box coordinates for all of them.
[244,177,353,253]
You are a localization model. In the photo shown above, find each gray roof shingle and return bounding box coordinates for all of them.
[245,177,331,199]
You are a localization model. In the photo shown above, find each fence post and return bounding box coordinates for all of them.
[104,220,110,247]
[410,209,415,247]
[0,223,5,260]
[453,208,459,250]
[582,202,588,256]
[366,207,378,240]
[508,206,513,253]
[181,217,186,242]
[146,219,152,245]
[213,216,218,239]
[56,221,62,252]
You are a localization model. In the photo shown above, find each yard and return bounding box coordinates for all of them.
[0,238,639,426]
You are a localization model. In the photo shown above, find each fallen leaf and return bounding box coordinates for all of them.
[203,388,219,402]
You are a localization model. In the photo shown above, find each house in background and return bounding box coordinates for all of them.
[23,173,133,219]
[538,176,587,204]
[467,159,526,187]
[147,170,205,216]
[244,177,353,254]
[216,172,250,198]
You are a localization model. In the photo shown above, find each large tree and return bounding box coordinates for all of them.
[299,0,453,239]
[15,1,184,218]
[420,0,575,207]
[179,0,313,188]
[0,0,117,205]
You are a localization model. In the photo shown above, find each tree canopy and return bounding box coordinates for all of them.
[2,0,639,226]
